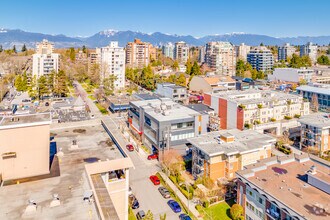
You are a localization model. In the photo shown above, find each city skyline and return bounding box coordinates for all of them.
[0,0,329,38]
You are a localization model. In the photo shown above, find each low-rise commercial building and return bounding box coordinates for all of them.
[189,129,275,180]
[204,90,309,132]
[155,83,188,103]
[128,98,207,153]
[0,113,51,181]
[269,68,314,83]
[297,84,330,111]
[299,113,330,152]
[189,75,236,93]
[236,154,330,220]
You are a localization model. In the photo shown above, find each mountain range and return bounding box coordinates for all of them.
[1,28,330,49]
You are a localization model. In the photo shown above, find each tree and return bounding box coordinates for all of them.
[260,42,264,46]
[162,149,184,177]
[68,47,75,61]
[250,69,258,80]
[0,44,3,52]
[82,45,87,54]
[21,44,27,52]
[172,60,179,70]
[14,75,23,91]
[236,59,246,77]
[28,75,38,99]
[299,79,307,85]
[230,204,244,220]
[12,45,17,53]
[88,63,100,85]
[176,73,186,87]
[311,93,319,112]
[256,71,265,79]
[185,59,192,75]
[289,54,312,68]
[159,213,166,220]
[38,76,49,98]
[191,61,201,76]
[317,55,330,65]
[167,74,176,83]
[145,210,154,220]
[141,65,155,90]
[103,75,117,96]
[53,70,68,97]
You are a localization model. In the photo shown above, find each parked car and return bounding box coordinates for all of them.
[149,175,160,185]
[45,102,49,106]
[158,187,171,198]
[179,214,192,220]
[129,194,139,209]
[136,210,145,220]
[147,154,158,160]
[167,200,181,213]
[126,144,134,152]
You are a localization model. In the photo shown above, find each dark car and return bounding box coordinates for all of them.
[150,175,160,185]
[45,102,49,106]
[126,144,134,152]
[147,154,158,160]
[179,214,192,220]
[136,210,145,220]
[129,195,140,209]
[167,200,181,213]
[158,187,171,198]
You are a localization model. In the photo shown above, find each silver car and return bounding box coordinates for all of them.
[158,187,171,199]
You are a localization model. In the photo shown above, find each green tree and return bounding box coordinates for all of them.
[103,75,117,96]
[28,75,38,99]
[82,45,87,53]
[53,70,68,97]
[191,61,201,76]
[38,76,49,99]
[230,204,244,220]
[145,210,154,220]
[289,54,312,68]
[21,72,28,91]
[167,74,177,83]
[21,44,27,52]
[141,65,155,90]
[251,69,258,80]
[257,71,265,79]
[12,45,17,53]
[317,55,330,65]
[176,73,186,87]
[260,42,264,46]
[236,59,246,77]
[0,44,3,53]
[185,59,192,75]
[326,47,330,55]
[172,60,179,70]
[68,47,75,61]
[14,75,23,91]
[159,213,166,220]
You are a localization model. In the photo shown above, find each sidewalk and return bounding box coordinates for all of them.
[159,172,202,220]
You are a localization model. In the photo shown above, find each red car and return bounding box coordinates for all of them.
[126,144,134,152]
[149,175,160,185]
[147,154,158,160]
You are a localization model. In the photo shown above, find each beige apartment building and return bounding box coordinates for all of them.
[189,129,275,180]
[126,38,153,68]
[174,41,189,64]
[0,113,51,182]
[235,43,251,61]
[205,41,236,76]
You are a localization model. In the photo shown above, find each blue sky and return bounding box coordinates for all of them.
[0,0,328,37]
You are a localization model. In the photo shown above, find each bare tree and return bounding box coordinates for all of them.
[162,149,184,176]
[311,93,319,112]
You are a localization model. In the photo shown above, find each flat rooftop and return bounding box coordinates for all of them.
[0,124,124,219]
[188,129,276,157]
[187,104,213,114]
[131,98,200,121]
[237,155,330,220]
[0,113,51,128]
[297,85,330,96]
[299,113,330,128]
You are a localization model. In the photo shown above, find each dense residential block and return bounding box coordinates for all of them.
[236,154,330,220]
[299,113,330,153]
[247,46,274,72]
[205,41,236,76]
[188,129,275,180]
[32,39,60,78]
[126,38,153,68]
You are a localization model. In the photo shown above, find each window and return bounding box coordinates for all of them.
[177,123,183,128]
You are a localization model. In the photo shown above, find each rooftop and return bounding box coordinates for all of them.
[0,124,124,219]
[299,113,330,128]
[237,154,330,220]
[0,113,51,128]
[131,98,200,122]
[187,104,213,114]
[188,129,276,157]
[297,85,330,96]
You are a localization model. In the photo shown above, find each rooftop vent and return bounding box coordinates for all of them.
[307,165,317,175]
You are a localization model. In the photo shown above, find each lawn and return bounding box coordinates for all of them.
[95,103,108,115]
[198,201,232,220]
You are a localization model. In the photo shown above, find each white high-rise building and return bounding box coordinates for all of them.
[300,42,318,63]
[98,41,125,89]
[278,43,296,61]
[162,42,174,59]
[174,41,189,63]
[205,41,236,76]
[32,39,60,78]
[235,43,251,61]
